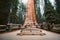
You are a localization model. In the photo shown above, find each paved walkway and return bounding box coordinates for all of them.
[0,30,60,40]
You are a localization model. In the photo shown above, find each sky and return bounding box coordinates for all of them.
[18,0,56,16]
[22,0,28,5]
[22,0,56,5]
[40,0,56,16]
[49,0,56,9]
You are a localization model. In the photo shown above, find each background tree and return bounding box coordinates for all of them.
[35,0,41,24]
[0,0,19,24]
[44,0,56,23]
[55,0,60,24]
[8,0,18,24]
[0,0,10,24]
[16,0,26,24]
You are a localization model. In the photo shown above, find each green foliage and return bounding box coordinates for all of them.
[55,0,60,24]
[0,0,10,24]
[0,0,19,24]
[15,1,26,24]
[35,0,41,23]
[8,0,19,23]
[44,0,56,23]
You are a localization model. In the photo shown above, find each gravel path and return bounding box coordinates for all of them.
[0,30,60,40]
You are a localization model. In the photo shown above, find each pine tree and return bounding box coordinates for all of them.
[8,0,18,23]
[0,0,10,24]
[35,0,41,23]
[44,0,56,23]
[55,0,60,23]
[0,0,19,24]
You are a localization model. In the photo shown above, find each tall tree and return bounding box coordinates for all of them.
[16,0,26,24]
[19,3,26,24]
[35,0,41,23]
[55,0,60,23]
[44,0,56,23]
[0,0,10,24]
[8,0,18,23]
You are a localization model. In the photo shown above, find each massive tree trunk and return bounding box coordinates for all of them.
[24,0,37,27]
[18,0,45,35]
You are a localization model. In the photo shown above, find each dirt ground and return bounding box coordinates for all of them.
[0,30,60,40]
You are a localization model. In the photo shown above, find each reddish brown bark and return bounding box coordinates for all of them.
[24,0,37,27]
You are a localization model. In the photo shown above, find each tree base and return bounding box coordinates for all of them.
[17,28,46,36]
